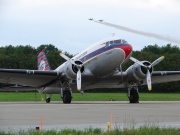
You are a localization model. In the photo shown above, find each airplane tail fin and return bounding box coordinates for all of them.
[37,50,51,71]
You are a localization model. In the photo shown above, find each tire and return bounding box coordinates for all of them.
[46,98,50,103]
[129,89,139,103]
[63,90,72,104]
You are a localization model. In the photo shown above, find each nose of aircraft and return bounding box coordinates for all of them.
[120,44,133,59]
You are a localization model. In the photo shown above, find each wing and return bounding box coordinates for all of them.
[0,68,179,90]
[81,71,180,90]
[151,71,180,84]
[0,68,62,87]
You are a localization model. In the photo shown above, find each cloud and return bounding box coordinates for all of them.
[0,0,180,53]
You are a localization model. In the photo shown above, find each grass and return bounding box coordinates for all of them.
[1,126,180,135]
[0,92,180,101]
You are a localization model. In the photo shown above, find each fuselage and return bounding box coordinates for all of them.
[56,37,133,78]
[42,37,133,94]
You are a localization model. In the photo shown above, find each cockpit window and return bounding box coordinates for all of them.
[110,41,113,44]
[114,40,121,44]
[106,42,109,46]
[122,40,127,43]
[105,42,109,48]
[106,39,126,46]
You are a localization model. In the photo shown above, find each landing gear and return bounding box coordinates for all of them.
[46,97,50,103]
[46,94,52,103]
[62,90,72,104]
[128,87,139,103]
[60,87,72,104]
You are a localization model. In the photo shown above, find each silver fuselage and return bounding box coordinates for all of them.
[42,37,133,93]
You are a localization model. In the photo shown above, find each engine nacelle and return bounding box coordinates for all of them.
[63,60,84,80]
[126,61,153,81]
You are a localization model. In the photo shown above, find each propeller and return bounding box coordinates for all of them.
[146,70,151,91]
[60,53,83,91]
[77,68,81,91]
[60,52,74,64]
[130,56,165,91]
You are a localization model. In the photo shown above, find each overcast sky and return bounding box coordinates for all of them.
[1,0,180,54]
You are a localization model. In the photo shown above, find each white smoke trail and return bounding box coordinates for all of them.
[93,20,180,45]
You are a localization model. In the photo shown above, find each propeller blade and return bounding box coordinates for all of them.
[59,53,71,61]
[150,56,165,67]
[120,64,123,82]
[77,69,81,91]
[60,52,77,65]
[130,57,145,67]
[146,70,152,91]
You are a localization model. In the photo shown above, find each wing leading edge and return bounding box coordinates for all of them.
[151,71,180,84]
[0,69,62,87]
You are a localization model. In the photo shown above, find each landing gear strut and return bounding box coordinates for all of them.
[128,87,139,103]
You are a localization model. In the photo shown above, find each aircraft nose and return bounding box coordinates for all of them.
[120,44,133,59]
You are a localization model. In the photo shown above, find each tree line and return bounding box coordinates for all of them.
[0,44,179,92]
[0,44,73,70]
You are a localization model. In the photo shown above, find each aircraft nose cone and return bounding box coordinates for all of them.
[121,44,133,59]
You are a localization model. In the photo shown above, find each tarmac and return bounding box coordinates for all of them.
[1,101,180,132]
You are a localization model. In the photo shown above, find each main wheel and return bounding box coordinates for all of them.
[129,89,139,103]
[63,90,72,104]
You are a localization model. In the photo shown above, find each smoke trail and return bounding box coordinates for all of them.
[93,20,180,45]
